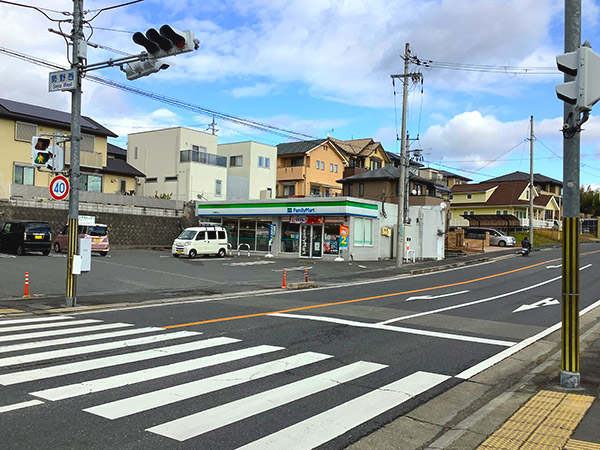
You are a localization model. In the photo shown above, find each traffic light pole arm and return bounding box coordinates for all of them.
[82,52,151,73]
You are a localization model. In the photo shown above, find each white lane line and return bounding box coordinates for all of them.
[272,313,515,347]
[0,326,162,354]
[0,331,200,368]
[378,276,561,325]
[0,319,102,334]
[0,323,134,344]
[147,361,386,441]
[0,400,44,414]
[378,265,592,325]
[405,290,470,302]
[87,352,332,420]
[456,297,600,380]
[546,264,562,269]
[237,371,451,450]
[0,315,74,325]
[33,345,283,401]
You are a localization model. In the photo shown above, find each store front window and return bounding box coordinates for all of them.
[223,219,238,248]
[239,219,256,250]
[323,224,340,255]
[256,220,270,251]
[281,222,300,253]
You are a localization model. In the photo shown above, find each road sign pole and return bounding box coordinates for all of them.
[561,0,581,389]
[66,0,84,307]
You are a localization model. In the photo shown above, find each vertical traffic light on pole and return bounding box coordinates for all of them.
[556,42,600,113]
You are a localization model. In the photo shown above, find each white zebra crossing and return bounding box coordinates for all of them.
[0,315,451,449]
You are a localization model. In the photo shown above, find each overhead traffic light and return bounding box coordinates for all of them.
[31,137,64,172]
[556,42,600,113]
[125,59,171,81]
[132,25,199,59]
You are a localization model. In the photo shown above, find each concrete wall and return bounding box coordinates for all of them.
[0,202,197,249]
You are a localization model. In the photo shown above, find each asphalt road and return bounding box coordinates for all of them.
[0,245,599,449]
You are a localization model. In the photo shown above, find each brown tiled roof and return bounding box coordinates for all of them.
[452,180,556,207]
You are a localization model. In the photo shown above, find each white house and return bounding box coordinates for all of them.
[217,141,277,200]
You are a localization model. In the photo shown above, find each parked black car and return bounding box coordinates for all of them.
[0,220,52,255]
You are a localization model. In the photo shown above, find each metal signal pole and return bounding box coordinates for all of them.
[529,115,534,245]
[561,0,581,389]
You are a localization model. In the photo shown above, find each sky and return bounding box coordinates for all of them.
[1,0,600,188]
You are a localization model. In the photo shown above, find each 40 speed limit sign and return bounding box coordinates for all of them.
[49,175,70,200]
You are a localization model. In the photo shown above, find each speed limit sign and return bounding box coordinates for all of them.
[49,175,70,200]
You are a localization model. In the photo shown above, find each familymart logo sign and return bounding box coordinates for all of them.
[287,207,316,214]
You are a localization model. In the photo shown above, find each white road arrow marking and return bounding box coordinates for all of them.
[513,297,560,313]
[405,290,469,302]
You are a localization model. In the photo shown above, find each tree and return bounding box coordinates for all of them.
[580,186,600,216]
[153,191,173,200]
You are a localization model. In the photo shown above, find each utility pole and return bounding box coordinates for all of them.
[561,0,581,389]
[529,115,534,245]
[66,0,84,307]
[392,43,411,269]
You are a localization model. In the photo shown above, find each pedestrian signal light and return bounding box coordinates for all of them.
[32,137,52,168]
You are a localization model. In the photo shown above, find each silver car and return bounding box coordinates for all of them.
[465,227,516,247]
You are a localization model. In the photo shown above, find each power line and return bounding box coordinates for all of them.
[0,45,317,142]
[409,55,557,75]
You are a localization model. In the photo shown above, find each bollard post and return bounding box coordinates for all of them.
[23,272,30,298]
[304,268,308,282]
[282,269,287,289]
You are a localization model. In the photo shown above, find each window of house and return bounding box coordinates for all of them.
[330,163,334,172]
[165,176,178,182]
[354,217,373,246]
[13,165,34,185]
[291,157,303,167]
[496,210,502,215]
[146,177,157,183]
[80,173,102,192]
[320,161,325,170]
[192,145,199,151]
[258,156,270,168]
[15,122,37,142]
[310,185,320,196]
[449,212,453,219]
[230,155,243,167]
[334,164,338,173]
[359,183,364,197]
[316,160,320,169]
[80,134,94,153]
[503,210,508,215]
[119,180,127,194]
[449,194,453,200]
[283,184,295,196]
[215,179,222,196]
[348,184,354,196]
[466,194,472,199]
[134,146,138,159]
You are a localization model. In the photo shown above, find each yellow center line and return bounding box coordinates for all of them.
[163,249,600,329]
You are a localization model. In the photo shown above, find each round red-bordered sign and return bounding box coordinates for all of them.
[49,175,70,200]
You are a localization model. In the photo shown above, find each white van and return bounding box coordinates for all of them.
[172,224,228,258]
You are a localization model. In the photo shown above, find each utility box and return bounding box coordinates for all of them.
[79,237,92,272]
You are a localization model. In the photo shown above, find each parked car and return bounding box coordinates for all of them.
[54,224,110,256]
[172,224,228,258]
[0,220,51,255]
[465,227,516,247]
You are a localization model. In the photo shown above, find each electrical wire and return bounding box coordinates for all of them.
[409,55,557,75]
[0,0,69,20]
[84,0,143,22]
[0,46,318,141]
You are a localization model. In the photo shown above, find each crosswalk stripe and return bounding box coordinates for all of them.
[0,337,240,386]
[86,352,333,420]
[0,323,134,344]
[0,319,102,334]
[236,371,451,450]
[147,361,387,441]
[0,400,44,413]
[34,345,284,401]
[0,315,74,326]
[0,326,162,354]
[0,331,200,368]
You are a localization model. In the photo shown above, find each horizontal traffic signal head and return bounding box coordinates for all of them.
[131,25,199,58]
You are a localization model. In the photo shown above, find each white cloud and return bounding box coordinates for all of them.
[229,83,277,98]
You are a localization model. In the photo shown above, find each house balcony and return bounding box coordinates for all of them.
[180,149,226,167]
[65,149,103,169]
[277,166,306,181]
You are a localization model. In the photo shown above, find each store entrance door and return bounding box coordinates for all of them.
[300,224,323,258]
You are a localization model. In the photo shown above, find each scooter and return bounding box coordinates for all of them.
[521,246,531,256]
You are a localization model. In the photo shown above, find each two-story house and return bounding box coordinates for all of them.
[329,138,391,177]
[217,141,277,200]
[276,139,348,198]
[0,97,127,200]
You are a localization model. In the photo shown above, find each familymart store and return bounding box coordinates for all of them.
[197,197,381,260]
